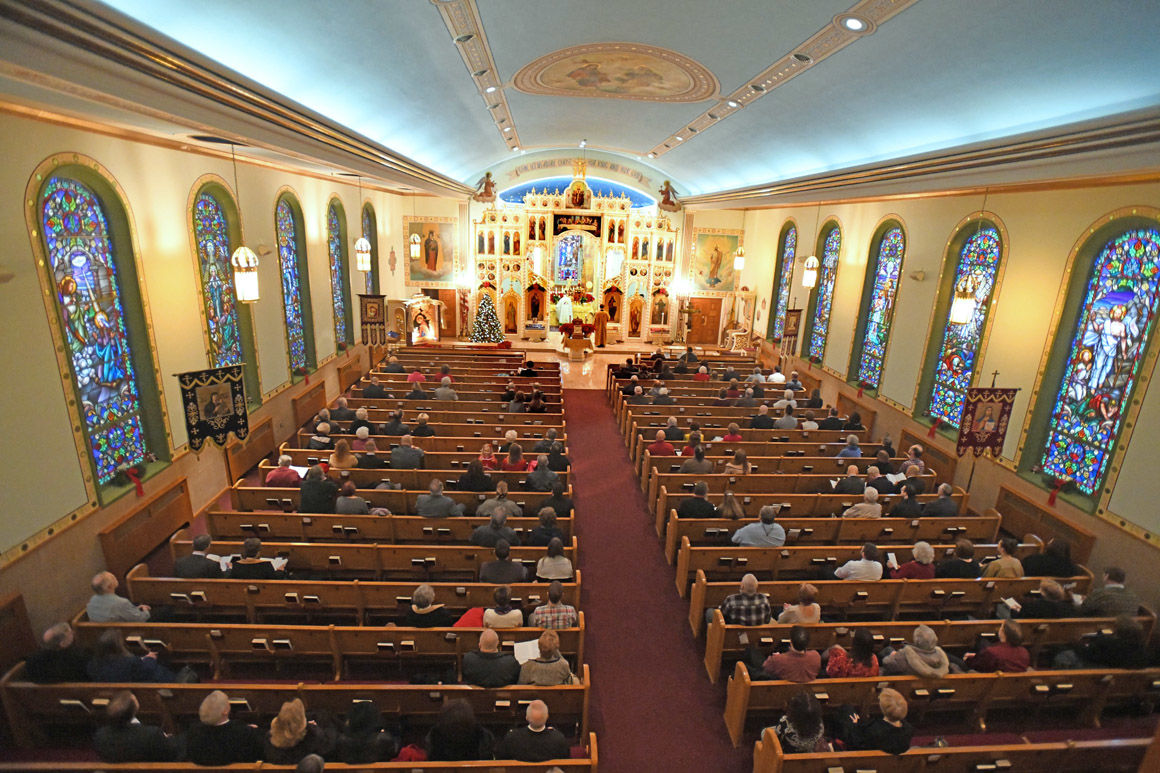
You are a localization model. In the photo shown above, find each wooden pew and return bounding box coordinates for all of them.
[702,609,1156,683]
[988,484,1098,565]
[97,479,194,581]
[685,570,1094,638]
[124,565,581,625]
[207,511,574,544]
[169,531,578,582]
[642,452,915,494]
[674,539,1043,596]
[231,484,567,517]
[0,662,591,748]
[723,661,1160,746]
[254,462,571,492]
[72,615,586,682]
[662,512,1001,564]
[298,426,565,448]
[751,725,1148,773]
[285,437,568,458]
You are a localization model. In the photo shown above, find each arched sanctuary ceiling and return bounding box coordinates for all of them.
[78,0,1160,195]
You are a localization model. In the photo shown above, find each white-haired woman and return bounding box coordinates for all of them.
[887,541,936,579]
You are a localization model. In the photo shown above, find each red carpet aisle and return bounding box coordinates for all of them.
[563,389,750,772]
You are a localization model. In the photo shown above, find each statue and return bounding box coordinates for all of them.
[556,293,573,325]
[658,180,681,213]
[472,171,496,203]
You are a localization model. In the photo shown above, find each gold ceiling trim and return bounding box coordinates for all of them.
[0,0,472,196]
[432,0,523,153]
[646,0,920,159]
[512,42,719,103]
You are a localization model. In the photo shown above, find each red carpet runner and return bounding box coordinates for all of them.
[564,389,750,772]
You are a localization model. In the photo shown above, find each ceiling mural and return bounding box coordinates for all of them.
[513,43,719,103]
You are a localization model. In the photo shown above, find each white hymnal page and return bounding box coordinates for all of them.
[512,638,541,664]
[290,465,310,478]
[885,473,907,485]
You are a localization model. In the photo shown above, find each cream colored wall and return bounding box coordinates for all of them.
[0,111,463,627]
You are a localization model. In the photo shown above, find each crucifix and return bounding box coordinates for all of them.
[989,370,1000,388]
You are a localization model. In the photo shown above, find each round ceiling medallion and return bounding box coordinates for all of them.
[513,42,719,103]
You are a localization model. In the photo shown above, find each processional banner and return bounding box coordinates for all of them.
[956,387,1018,457]
[178,365,249,451]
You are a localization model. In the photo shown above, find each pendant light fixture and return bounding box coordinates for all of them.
[733,244,746,271]
[949,188,990,326]
[353,175,372,273]
[800,200,822,289]
[228,143,260,302]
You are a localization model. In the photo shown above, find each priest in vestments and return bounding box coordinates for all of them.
[593,304,610,348]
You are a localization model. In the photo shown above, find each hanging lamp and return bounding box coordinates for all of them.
[228,144,260,302]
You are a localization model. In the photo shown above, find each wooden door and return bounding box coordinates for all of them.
[688,297,722,344]
[436,289,458,337]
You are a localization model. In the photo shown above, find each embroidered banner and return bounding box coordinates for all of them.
[179,364,249,451]
[956,387,1018,457]
[359,294,387,344]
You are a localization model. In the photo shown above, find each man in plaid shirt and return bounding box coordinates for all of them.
[718,573,772,626]
[529,581,578,629]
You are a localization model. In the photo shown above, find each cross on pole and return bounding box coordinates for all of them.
[990,370,1000,388]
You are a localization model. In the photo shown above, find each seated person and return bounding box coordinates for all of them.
[722,422,744,442]
[843,411,865,431]
[723,449,750,476]
[407,368,426,384]
[457,459,495,492]
[498,430,520,454]
[680,445,716,474]
[834,688,912,755]
[677,481,720,518]
[646,430,676,456]
[518,360,538,377]
[416,479,466,517]
[889,484,923,517]
[334,700,400,764]
[1022,538,1078,578]
[880,624,950,678]
[299,464,338,514]
[732,505,786,547]
[902,464,926,494]
[471,512,521,547]
[528,507,563,547]
[265,455,301,487]
[662,417,684,442]
[480,540,528,584]
[500,382,518,403]
[306,422,333,451]
[382,357,404,374]
[462,629,520,687]
[361,376,392,398]
[800,410,819,431]
[477,481,523,519]
[87,630,176,683]
[423,700,501,759]
[1055,614,1148,670]
[718,573,772,626]
[477,442,499,470]
[390,434,425,469]
[981,537,1024,579]
[433,377,458,401]
[904,444,925,473]
[94,690,179,762]
[174,534,226,579]
[866,466,896,495]
[922,483,959,516]
[772,690,831,753]
[694,365,712,381]
[772,389,796,411]
[25,622,90,683]
[532,429,559,453]
[335,481,369,514]
[501,444,531,472]
[356,439,388,469]
[228,537,286,580]
[804,388,824,408]
[518,630,574,685]
[652,387,676,405]
[380,410,410,436]
[535,537,574,582]
[834,543,883,581]
[483,585,524,629]
[546,443,570,472]
[836,435,863,458]
[842,487,882,518]
[833,465,866,495]
[1079,566,1142,617]
[404,583,452,627]
[713,387,733,405]
[495,700,571,762]
[349,407,375,436]
[777,583,821,624]
[351,425,371,451]
[186,690,263,766]
[507,392,527,413]
[527,391,548,413]
[825,628,879,677]
[526,454,559,491]
[411,412,436,437]
[817,408,844,430]
[86,571,150,623]
[761,626,821,683]
[405,383,430,400]
[886,541,935,579]
[327,438,357,470]
[264,698,335,765]
[749,404,776,429]
[529,581,578,629]
[935,538,981,578]
[539,481,574,518]
[1010,578,1072,619]
[963,620,1029,672]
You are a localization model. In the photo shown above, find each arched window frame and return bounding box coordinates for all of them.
[362,202,380,295]
[765,220,797,341]
[326,197,354,347]
[24,154,171,501]
[915,213,1008,430]
[273,191,316,376]
[848,218,907,390]
[1020,208,1160,508]
[187,177,261,406]
[802,220,842,362]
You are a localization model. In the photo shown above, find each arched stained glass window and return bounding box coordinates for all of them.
[928,225,1002,427]
[40,177,150,484]
[855,226,906,388]
[327,200,352,345]
[1041,227,1160,494]
[275,197,313,372]
[362,204,379,294]
[806,226,842,360]
[192,192,243,367]
[767,223,796,340]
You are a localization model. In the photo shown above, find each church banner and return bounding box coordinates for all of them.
[178,365,249,451]
[956,387,1018,457]
[553,213,602,236]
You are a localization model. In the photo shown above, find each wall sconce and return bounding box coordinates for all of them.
[948,275,979,325]
[802,256,819,288]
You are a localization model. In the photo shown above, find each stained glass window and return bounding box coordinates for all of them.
[856,226,906,388]
[1040,227,1160,494]
[327,201,350,345]
[928,226,1002,427]
[769,224,796,339]
[361,206,377,294]
[41,177,149,484]
[807,226,842,360]
[275,198,308,371]
[556,233,582,284]
[192,192,243,368]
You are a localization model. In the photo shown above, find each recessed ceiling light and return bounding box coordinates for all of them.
[579,139,586,147]
[675,136,683,142]
[839,14,868,31]
[473,68,489,77]
[503,127,511,132]
[455,33,474,43]
[512,146,519,151]
[647,152,655,158]
[727,100,739,108]
[485,86,497,93]
[793,52,812,63]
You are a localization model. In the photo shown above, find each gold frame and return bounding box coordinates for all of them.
[184,174,264,401]
[403,214,458,289]
[843,213,909,386]
[22,151,175,502]
[910,210,1011,420]
[686,226,745,297]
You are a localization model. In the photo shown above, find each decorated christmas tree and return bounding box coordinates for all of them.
[470,293,504,343]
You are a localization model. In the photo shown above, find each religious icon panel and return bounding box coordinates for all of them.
[690,230,740,293]
[405,217,457,287]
